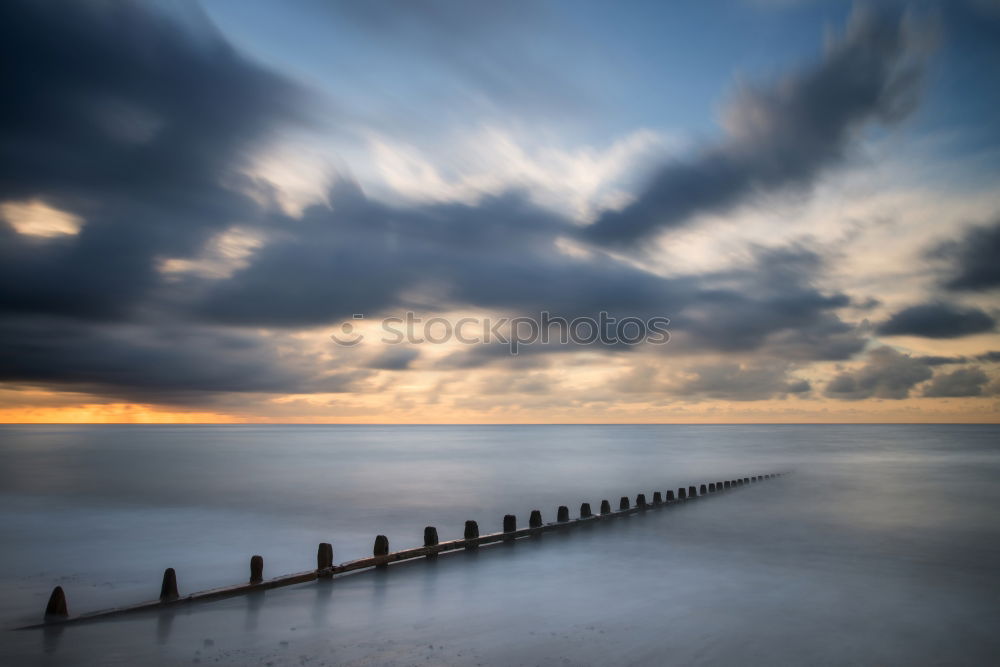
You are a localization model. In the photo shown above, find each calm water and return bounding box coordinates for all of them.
[1,424,998,665]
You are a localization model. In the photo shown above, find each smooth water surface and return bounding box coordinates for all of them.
[1,424,998,665]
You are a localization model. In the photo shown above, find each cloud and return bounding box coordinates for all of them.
[0,0,310,321]
[366,347,421,370]
[672,362,811,402]
[199,193,864,360]
[583,9,931,245]
[922,367,990,397]
[825,346,933,400]
[915,355,969,366]
[877,302,995,338]
[0,2,947,412]
[930,219,1000,291]
[0,318,358,403]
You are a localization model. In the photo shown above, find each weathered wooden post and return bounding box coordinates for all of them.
[653,491,663,504]
[580,502,592,518]
[557,505,570,522]
[636,493,647,508]
[317,542,333,573]
[688,485,697,498]
[723,480,730,489]
[743,478,750,484]
[678,487,687,499]
[374,535,389,568]
[619,496,630,511]
[44,586,67,619]
[529,510,543,529]
[666,490,675,501]
[700,484,708,495]
[250,555,264,584]
[709,482,716,492]
[424,526,439,557]
[503,514,517,541]
[160,568,178,601]
[600,500,611,514]
[464,520,479,549]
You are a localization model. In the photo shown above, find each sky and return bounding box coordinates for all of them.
[1,0,999,423]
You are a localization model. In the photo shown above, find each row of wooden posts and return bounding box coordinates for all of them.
[29,473,782,628]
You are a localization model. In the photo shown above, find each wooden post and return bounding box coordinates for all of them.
[160,568,178,601]
[374,535,389,568]
[709,482,716,492]
[529,510,543,529]
[636,493,647,508]
[653,491,663,504]
[700,484,707,495]
[619,496,629,511]
[678,488,686,499]
[724,480,730,489]
[666,490,675,501]
[688,485,697,498]
[317,542,333,572]
[580,502,592,518]
[464,520,479,549]
[424,526,439,557]
[744,478,750,484]
[250,555,264,584]
[600,500,611,515]
[44,586,67,619]
[503,514,516,541]
[557,505,570,522]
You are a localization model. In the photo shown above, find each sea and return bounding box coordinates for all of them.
[0,424,998,665]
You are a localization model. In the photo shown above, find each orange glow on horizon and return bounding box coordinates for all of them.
[0,403,246,424]
[1,398,997,424]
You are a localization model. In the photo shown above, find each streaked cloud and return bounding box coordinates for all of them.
[0,0,997,422]
[877,302,996,338]
[583,9,935,245]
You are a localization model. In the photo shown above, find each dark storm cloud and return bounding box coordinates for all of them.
[673,363,811,402]
[0,318,361,403]
[201,190,864,365]
[669,246,863,360]
[913,351,1000,365]
[929,219,1000,292]
[366,347,420,371]
[0,1,880,404]
[0,1,327,400]
[922,367,990,398]
[583,10,930,245]
[916,355,968,366]
[825,346,932,400]
[0,0,309,320]
[877,302,995,338]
